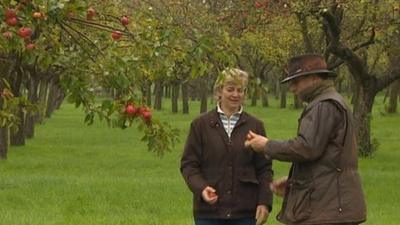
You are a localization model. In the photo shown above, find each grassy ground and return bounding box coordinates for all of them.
[0,96,399,225]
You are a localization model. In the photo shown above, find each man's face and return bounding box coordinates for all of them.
[288,75,320,96]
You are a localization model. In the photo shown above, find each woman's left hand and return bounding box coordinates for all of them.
[255,204,269,225]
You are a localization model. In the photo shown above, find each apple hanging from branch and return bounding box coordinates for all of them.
[18,27,32,39]
[5,17,18,26]
[121,16,130,26]
[5,8,17,18]
[111,30,123,40]
[125,104,138,116]
[32,12,44,19]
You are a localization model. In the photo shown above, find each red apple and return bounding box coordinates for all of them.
[32,12,43,19]
[111,31,122,40]
[125,104,137,116]
[141,110,152,121]
[26,43,36,50]
[5,9,17,18]
[2,31,13,40]
[18,27,32,38]
[121,16,130,26]
[5,17,18,26]
[86,7,96,20]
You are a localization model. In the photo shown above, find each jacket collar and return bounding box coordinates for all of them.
[207,107,249,129]
[216,103,243,116]
[299,80,336,103]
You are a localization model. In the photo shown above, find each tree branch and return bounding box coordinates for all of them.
[352,27,375,52]
[376,69,400,92]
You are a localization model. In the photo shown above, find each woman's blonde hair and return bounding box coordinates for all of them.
[213,68,249,100]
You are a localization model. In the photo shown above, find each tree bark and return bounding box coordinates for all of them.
[146,80,152,107]
[36,79,49,123]
[280,89,287,108]
[45,81,58,118]
[0,127,8,160]
[25,77,39,139]
[182,81,189,114]
[164,85,171,98]
[154,80,163,110]
[387,80,400,113]
[189,81,198,101]
[10,107,25,146]
[353,87,376,156]
[261,87,269,107]
[294,95,302,109]
[171,82,179,113]
[200,78,208,113]
[10,66,25,146]
[0,91,8,159]
[54,89,65,110]
[251,86,258,106]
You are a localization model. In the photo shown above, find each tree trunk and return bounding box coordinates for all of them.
[280,89,287,108]
[251,86,258,106]
[54,85,65,110]
[353,87,376,157]
[275,80,280,100]
[154,80,163,110]
[25,78,39,138]
[351,79,360,106]
[190,82,197,101]
[25,112,35,139]
[261,87,269,107]
[294,95,302,109]
[200,78,208,113]
[10,67,25,146]
[0,127,8,160]
[337,79,343,93]
[10,107,25,146]
[36,79,49,123]
[45,81,58,118]
[182,81,189,114]
[387,80,400,113]
[320,5,400,156]
[171,82,179,113]
[164,85,171,98]
[146,81,152,107]
[0,81,8,159]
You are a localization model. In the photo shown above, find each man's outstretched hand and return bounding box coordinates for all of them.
[244,130,269,153]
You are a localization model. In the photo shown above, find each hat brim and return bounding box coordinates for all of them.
[281,70,336,84]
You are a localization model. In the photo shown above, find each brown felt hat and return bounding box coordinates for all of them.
[281,54,336,83]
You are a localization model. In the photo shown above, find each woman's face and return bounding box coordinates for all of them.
[218,82,246,112]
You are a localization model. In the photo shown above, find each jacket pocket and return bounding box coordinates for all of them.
[285,180,314,223]
[236,170,259,212]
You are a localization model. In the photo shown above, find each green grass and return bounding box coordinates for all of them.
[0,96,399,225]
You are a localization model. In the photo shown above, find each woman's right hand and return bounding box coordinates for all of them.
[201,186,218,204]
[270,176,288,197]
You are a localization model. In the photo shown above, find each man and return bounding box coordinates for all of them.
[244,54,366,225]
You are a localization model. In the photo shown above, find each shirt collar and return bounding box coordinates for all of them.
[217,103,243,116]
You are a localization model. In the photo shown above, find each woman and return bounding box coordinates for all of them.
[180,68,273,225]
